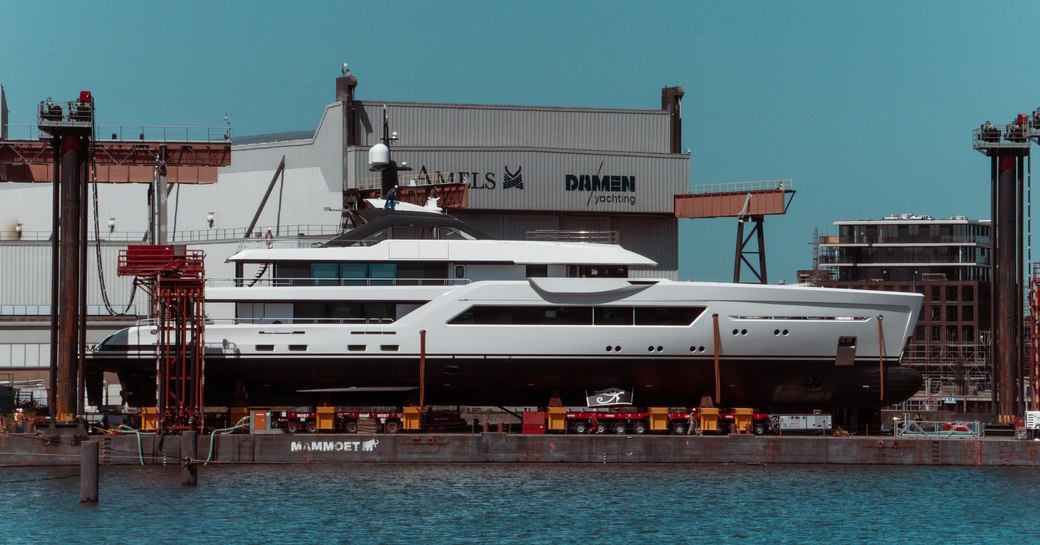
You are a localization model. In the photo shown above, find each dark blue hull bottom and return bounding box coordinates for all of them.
[87,353,922,410]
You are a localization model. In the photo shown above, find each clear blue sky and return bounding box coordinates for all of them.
[3,1,1040,282]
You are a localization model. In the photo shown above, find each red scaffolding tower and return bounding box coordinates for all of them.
[118,245,206,432]
[1032,263,1040,410]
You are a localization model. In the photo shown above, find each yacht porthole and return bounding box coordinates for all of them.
[648,346,655,352]
[689,346,696,352]
[731,329,739,335]
[783,329,790,336]
[656,346,663,352]
[606,346,613,352]
[774,329,780,336]
[699,346,705,352]
[614,345,621,352]
[741,329,748,336]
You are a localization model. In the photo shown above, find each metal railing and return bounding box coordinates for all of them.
[96,125,230,143]
[526,230,619,244]
[689,179,793,195]
[892,419,982,439]
[972,122,1037,152]
[0,225,341,243]
[2,123,229,143]
[2,124,45,140]
[177,225,340,243]
[132,316,397,328]
[206,276,470,288]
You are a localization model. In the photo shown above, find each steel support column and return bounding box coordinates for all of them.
[56,136,84,423]
[733,216,767,284]
[48,138,59,420]
[995,154,1021,422]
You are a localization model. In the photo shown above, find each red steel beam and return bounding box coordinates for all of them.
[0,139,230,183]
[674,189,789,219]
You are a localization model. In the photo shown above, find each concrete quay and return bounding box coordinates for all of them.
[3,432,1040,467]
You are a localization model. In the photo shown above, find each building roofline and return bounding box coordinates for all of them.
[353,99,670,116]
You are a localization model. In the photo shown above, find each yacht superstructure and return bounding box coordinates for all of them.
[89,209,923,410]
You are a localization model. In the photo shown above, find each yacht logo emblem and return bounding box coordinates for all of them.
[503,166,523,189]
[585,388,634,407]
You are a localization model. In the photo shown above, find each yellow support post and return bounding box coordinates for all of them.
[649,407,670,431]
[699,407,719,433]
[316,406,335,431]
[140,407,158,431]
[403,406,422,431]
[733,408,753,434]
[547,407,567,432]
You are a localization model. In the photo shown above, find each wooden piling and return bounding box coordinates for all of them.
[79,440,98,503]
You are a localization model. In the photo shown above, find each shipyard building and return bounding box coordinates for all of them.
[0,73,689,397]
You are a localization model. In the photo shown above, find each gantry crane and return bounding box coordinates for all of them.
[0,89,229,430]
[674,179,795,283]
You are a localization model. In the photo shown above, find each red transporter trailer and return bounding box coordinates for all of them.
[532,407,774,435]
[273,410,405,434]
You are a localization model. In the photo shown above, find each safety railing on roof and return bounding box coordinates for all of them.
[2,123,230,143]
[689,179,793,195]
[96,125,230,143]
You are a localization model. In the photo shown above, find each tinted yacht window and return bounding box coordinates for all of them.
[635,306,706,325]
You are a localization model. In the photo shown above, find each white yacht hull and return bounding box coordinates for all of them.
[89,279,923,409]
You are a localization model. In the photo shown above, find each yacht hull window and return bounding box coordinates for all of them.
[449,306,705,326]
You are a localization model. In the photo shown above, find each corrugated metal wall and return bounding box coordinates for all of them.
[0,242,132,309]
[355,102,671,153]
[0,239,252,313]
[224,103,343,194]
[347,148,686,214]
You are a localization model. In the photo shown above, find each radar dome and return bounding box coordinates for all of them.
[369,143,390,166]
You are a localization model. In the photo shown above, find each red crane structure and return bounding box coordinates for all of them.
[674,179,796,284]
[0,89,229,431]
[1031,263,1040,412]
[118,245,206,432]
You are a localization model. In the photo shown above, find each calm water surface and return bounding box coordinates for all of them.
[0,463,1036,544]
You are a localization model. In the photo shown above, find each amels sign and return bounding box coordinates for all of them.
[413,165,523,190]
[412,163,640,208]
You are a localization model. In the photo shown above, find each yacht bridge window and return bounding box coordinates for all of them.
[274,262,449,286]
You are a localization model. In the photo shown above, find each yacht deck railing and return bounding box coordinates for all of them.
[207,277,470,287]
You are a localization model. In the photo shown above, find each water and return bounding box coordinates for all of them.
[0,463,1036,544]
